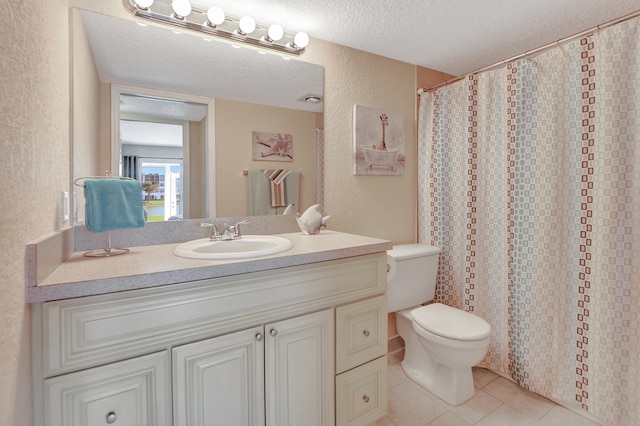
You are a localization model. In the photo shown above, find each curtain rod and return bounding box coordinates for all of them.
[417,9,640,95]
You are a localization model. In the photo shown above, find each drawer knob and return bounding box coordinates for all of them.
[362,395,370,403]
[270,328,278,337]
[255,332,264,341]
[362,329,370,337]
[106,412,117,424]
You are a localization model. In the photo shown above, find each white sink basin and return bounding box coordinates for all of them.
[174,235,293,260]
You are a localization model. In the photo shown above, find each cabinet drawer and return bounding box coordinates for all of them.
[336,356,387,426]
[336,295,387,374]
[44,351,170,426]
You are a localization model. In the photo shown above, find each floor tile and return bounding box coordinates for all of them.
[387,380,448,426]
[482,377,555,419]
[387,362,410,388]
[475,404,539,426]
[383,360,600,426]
[377,415,399,425]
[471,367,499,389]
[535,405,602,426]
[442,388,503,424]
[426,411,471,426]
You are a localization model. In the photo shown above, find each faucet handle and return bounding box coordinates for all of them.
[200,223,220,240]
[234,220,250,238]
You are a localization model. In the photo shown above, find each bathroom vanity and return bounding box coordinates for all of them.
[29,226,391,426]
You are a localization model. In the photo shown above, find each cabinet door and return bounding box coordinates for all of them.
[44,351,169,426]
[266,309,335,426]
[173,326,265,426]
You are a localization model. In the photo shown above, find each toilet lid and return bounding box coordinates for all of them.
[410,303,491,341]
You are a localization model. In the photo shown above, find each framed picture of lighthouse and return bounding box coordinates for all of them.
[352,104,405,176]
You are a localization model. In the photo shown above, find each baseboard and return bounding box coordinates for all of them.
[387,335,405,365]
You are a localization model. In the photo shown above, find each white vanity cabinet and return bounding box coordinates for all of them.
[173,309,334,426]
[32,252,388,426]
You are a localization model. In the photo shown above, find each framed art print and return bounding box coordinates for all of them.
[353,105,405,175]
[252,131,293,162]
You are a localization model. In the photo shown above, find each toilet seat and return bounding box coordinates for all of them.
[410,303,491,341]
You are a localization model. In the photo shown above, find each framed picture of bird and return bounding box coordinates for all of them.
[252,131,293,161]
[352,104,405,175]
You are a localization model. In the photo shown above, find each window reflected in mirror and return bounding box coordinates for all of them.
[116,91,210,220]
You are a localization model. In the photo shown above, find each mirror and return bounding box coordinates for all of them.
[71,8,323,222]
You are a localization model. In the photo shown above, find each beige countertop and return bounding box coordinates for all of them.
[28,231,392,303]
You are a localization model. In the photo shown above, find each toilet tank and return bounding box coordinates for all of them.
[387,244,442,312]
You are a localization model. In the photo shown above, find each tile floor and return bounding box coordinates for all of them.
[377,362,602,426]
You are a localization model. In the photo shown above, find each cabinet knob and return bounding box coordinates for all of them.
[255,332,264,341]
[362,395,370,403]
[362,329,370,337]
[106,411,117,424]
[269,328,278,337]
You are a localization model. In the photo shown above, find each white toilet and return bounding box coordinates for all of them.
[387,244,491,406]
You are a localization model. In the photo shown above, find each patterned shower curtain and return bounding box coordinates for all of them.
[417,17,639,425]
[316,128,325,207]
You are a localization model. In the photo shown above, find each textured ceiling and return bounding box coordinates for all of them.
[197,0,640,76]
[81,10,324,113]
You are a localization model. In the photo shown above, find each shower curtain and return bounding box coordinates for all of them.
[316,128,325,208]
[417,17,639,425]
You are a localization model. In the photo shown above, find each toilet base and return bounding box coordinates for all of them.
[401,359,475,406]
[396,311,478,406]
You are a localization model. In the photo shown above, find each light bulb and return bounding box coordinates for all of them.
[238,16,256,35]
[207,6,225,26]
[171,0,192,18]
[292,32,309,49]
[134,0,154,8]
[267,24,284,42]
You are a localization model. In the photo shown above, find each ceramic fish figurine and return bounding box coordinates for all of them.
[296,204,330,235]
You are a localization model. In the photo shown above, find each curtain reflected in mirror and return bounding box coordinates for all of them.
[122,154,138,180]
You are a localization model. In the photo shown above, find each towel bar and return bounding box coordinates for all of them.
[74,175,136,187]
[75,175,141,257]
[83,232,129,257]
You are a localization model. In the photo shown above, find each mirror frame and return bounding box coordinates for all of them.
[111,83,216,218]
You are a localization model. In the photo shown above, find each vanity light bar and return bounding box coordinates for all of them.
[123,0,309,55]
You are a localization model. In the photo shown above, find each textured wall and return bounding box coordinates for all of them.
[0,1,70,424]
[303,40,419,243]
[72,6,102,223]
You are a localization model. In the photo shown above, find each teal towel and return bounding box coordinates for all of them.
[84,179,145,233]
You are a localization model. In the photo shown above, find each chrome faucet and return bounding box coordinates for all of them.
[201,220,250,241]
[221,220,250,240]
